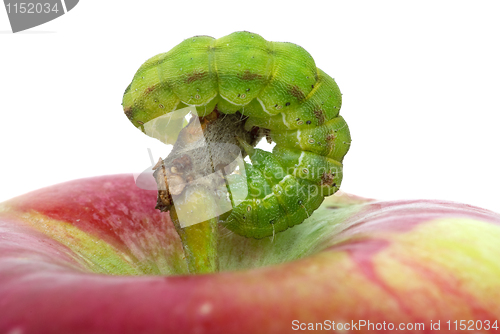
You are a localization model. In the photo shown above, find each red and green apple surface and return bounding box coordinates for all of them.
[1,174,499,333]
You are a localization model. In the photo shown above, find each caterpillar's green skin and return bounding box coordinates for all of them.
[123,31,351,239]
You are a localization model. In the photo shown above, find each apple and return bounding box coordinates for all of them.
[1,174,500,334]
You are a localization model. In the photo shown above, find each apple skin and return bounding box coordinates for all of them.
[1,175,500,334]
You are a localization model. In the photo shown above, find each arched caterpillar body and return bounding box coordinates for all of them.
[123,31,351,239]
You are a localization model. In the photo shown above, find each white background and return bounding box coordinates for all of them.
[1,1,499,212]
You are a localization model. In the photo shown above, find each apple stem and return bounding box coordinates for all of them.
[170,208,219,274]
[151,109,262,274]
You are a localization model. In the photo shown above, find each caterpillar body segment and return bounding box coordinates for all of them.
[223,144,329,239]
[123,31,342,130]
[242,68,342,131]
[269,116,351,162]
[123,31,351,239]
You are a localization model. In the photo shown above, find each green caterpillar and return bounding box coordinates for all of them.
[123,31,351,239]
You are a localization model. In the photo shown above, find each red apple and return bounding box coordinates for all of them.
[1,174,500,334]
